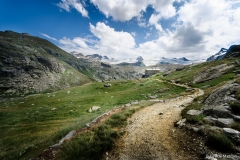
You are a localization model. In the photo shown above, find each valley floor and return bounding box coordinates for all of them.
[106,89,204,160]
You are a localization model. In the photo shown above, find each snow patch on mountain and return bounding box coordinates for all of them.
[206,48,228,61]
[69,52,195,66]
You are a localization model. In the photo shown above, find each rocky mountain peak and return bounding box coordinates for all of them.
[136,56,144,62]
[179,57,189,61]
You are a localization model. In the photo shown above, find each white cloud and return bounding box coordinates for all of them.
[90,22,136,49]
[131,32,137,37]
[57,0,89,18]
[90,0,176,21]
[58,23,138,59]
[175,0,240,58]
[149,14,163,32]
[57,0,240,61]
[59,37,88,48]
[137,14,147,27]
[144,33,151,39]
[40,33,57,41]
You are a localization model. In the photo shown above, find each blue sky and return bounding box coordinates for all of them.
[1,0,240,60]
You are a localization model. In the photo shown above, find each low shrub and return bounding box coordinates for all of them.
[230,122,240,132]
[185,114,205,124]
[206,130,234,152]
[230,102,240,114]
[59,124,119,160]
[106,113,127,127]
[58,107,139,159]
[236,90,240,100]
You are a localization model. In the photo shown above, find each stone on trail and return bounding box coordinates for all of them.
[175,118,186,127]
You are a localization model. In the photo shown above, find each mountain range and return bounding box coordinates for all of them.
[207,45,240,61]
[70,51,193,66]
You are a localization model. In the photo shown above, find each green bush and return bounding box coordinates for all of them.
[230,102,240,114]
[236,90,240,100]
[230,122,240,132]
[185,115,205,124]
[206,131,234,152]
[60,124,119,160]
[106,113,127,127]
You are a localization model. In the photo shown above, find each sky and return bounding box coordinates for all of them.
[0,0,240,60]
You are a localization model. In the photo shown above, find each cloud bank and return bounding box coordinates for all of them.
[56,0,240,60]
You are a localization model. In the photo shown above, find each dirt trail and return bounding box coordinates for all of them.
[107,88,204,160]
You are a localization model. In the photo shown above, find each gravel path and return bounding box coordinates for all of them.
[107,88,204,160]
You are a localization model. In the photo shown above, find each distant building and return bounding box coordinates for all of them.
[144,68,161,77]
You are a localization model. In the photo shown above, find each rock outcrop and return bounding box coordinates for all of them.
[193,64,234,83]
[224,45,240,58]
[204,81,240,106]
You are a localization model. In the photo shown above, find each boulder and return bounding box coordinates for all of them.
[204,82,240,106]
[124,103,131,107]
[204,105,232,118]
[176,66,185,71]
[234,115,240,122]
[204,116,218,124]
[223,128,240,139]
[205,155,217,160]
[187,110,202,116]
[104,83,112,87]
[131,101,139,105]
[216,118,234,127]
[148,95,158,99]
[89,106,100,113]
[186,88,193,92]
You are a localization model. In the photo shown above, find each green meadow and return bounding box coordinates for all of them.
[0,78,186,160]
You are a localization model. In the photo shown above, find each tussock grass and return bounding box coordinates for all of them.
[230,102,240,115]
[230,123,240,132]
[58,105,142,160]
[181,103,205,124]
[206,130,235,152]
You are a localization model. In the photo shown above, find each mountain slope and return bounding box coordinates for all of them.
[206,48,227,61]
[224,45,240,58]
[0,31,92,96]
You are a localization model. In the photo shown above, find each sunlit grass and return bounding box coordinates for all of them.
[0,78,185,160]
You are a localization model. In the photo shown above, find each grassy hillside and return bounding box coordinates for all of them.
[0,31,92,96]
[155,58,239,89]
[0,77,187,160]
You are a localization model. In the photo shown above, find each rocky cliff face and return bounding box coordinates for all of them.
[0,31,91,96]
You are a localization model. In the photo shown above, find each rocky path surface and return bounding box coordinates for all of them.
[107,88,204,160]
